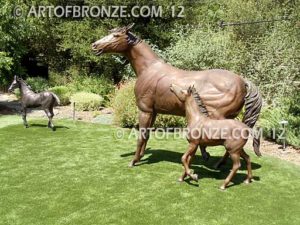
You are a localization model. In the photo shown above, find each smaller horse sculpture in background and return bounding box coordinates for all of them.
[170,84,257,190]
[8,75,60,131]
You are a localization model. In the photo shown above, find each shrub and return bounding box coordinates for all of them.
[71,92,103,111]
[112,80,186,128]
[112,80,138,127]
[48,86,71,106]
[259,95,300,148]
[26,77,49,92]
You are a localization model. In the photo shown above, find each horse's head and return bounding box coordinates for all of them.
[8,75,21,92]
[92,23,139,55]
[170,83,190,102]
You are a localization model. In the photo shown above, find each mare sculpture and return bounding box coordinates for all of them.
[92,24,262,167]
[8,75,60,130]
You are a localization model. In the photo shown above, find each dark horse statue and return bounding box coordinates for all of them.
[8,75,60,130]
[170,84,255,189]
[92,24,262,167]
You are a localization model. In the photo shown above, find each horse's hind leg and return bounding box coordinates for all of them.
[220,152,241,190]
[214,151,229,169]
[199,145,210,162]
[45,108,55,131]
[21,107,29,128]
[240,149,253,184]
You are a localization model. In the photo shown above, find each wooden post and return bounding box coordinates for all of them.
[73,102,76,121]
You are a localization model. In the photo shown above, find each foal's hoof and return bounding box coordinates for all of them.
[190,174,198,181]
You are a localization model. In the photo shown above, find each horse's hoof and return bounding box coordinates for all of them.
[178,177,184,182]
[219,185,226,190]
[25,126,29,128]
[244,178,253,184]
[202,152,210,162]
[128,160,135,168]
[191,174,198,181]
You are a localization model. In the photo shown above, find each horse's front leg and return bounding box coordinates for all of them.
[21,107,29,128]
[181,142,198,181]
[129,111,156,167]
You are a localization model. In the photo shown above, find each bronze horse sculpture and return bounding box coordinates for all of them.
[92,24,262,167]
[8,75,60,130]
[170,84,254,189]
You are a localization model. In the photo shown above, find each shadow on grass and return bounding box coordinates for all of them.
[121,148,261,187]
[30,123,70,130]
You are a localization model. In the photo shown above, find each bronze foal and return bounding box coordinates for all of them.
[92,24,262,167]
[170,84,255,190]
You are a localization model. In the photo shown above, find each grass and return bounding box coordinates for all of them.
[0,116,299,225]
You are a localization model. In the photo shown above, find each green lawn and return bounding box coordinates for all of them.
[0,116,299,225]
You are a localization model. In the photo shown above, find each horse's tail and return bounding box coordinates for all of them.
[242,80,263,157]
[51,93,60,106]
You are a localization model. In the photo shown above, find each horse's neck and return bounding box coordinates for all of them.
[185,97,206,126]
[124,42,162,76]
[20,82,33,96]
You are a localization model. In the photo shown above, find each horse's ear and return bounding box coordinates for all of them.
[187,86,193,94]
[125,23,135,32]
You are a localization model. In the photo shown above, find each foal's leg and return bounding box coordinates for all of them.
[240,149,253,184]
[220,152,241,190]
[181,142,198,181]
[129,111,156,167]
[21,107,29,128]
[179,150,196,182]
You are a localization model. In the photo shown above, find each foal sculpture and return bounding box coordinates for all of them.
[92,24,262,167]
[170,84,253,189]
[8,76,60,130]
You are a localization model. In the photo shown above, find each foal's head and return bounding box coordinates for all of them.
[170,83,208,116]
[8,75,21,92]
[92,23,140,55]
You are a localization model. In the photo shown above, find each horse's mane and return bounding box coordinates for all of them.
[110,26,141,45]
[18,78,32,90]
[188,86,208,116]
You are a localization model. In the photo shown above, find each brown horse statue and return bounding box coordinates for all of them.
[170,84,255,189]
[92,24,262,167]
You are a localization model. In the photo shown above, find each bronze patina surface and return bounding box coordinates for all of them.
[92,24,262,167]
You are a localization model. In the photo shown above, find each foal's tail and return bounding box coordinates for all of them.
[242,80,263,157]
[51,93,61,106]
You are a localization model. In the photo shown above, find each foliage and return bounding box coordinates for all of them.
[0,52,13,86]
[48,86,71,106]
[111,80,138,127]
[259,94,300,148]
[163,29,247,73]
[26,77,49,93]
[112,80,186,128]
[71,92,103,111]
